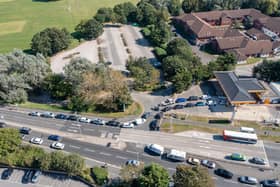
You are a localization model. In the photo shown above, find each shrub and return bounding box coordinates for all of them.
[91,166,108,185]
[141,27,151,37]
[154,47,167,60]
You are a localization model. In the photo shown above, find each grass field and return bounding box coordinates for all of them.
[0,21,26,36]
[0,0,138,53]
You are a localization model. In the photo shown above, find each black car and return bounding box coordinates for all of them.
[155,112,163,119]
[214,168,233,179]
[261,179,280,187]
[19,127,32,135]
[250,157,266,165]
[0,122,6,128]
[188,96,199,101]
[141,112,152,119]
[67,115,78,121]
[55,113,68,120]
[48,134,62,141]
[151,105,160,111]
[22,170,34,183]
[161,106,172,112]
[106,120,120,127]
[185,103,195,108]
[173,104,184,110]
[2,168,13,180]
[150,120,160,131]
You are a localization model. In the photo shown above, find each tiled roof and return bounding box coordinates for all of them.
[246,28,270,40]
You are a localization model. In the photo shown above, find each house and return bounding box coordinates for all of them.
[214,71,266,105]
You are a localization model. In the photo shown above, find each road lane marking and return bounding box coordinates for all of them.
[99,152,112,156]
[126,150,138,154]
[167,167,176,171]
[67,129,78,133]
[224,179,238,184]
[199,146,210,149]
[71,123,81,127]
[199,140,209,143]
[83,128,95,132]
[116,156,128,160]
[69,145,80,149]
[84,148,95,153]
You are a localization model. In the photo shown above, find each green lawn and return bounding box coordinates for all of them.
[0,0,138,53]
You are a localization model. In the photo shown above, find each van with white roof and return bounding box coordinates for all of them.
[146,144,164,156]
[167,149,186,162]
[240,127,255,134]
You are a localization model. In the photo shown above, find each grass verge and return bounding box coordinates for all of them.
[19,101,143,118]
[161,123,222,134]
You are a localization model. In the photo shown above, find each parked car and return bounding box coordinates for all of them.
[0,122,6,128]
[185,103,195,108]
[22,170,34,183]
[145,144,164,156]
[67,115,79,121]
[187,157,200,165]
[126,160,141,166]
[230,153,246,161]
[161,98,174,106]
[261,179,280,187]
[271,99,280,104]
[238,176,258,185]
[106,120,120,127]
[250,157,266,165]
[79,117,91,123]
[55,113,68,120]
[48,135,62,141]
[141,112,152,119]
[28,112,41,117]
[201,160,216,169]
[175,98,187,103]
[90,118,106,125]
[150,120,160,131]
[200,95,211,100]
[206,99,216,106]
[31,170,41,183]
[173,104,184,110]
[19,127,31,135]
[2,168,13,180]
[40,112,55,118]
[161,106,173,112]
[155,112,163,119]
[214,168,233,179]
[195,101,206,106]
[188,96,198,101]
[151,105,160,111]
[133,118,146,125]
[50,142,65,150]
[120,122,134,128]
[30,137,43,145]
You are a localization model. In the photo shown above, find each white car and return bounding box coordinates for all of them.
[29,112,41,117]
[30,137,43,145]
[126,160,141,166]
[201,160,216,169]
[161,98,174,106]
[134,118,146,125]
[121,122,134,128]
[188,157,200,165]
[51,142,65,150]
[79,117,91,123]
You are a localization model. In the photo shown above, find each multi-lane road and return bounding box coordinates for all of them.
[0,107,280,187]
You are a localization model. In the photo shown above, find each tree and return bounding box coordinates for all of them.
[91,166,108,185]
[166,38,193,60]
[253,59,280,82]
[173,165,214,187]
[63,154,85,176]
[136,1,158,26]
[167,0,181,16]
[114,2,137,24]
[0,128,21,158]
[94,8,116,23]
[259,0,278,15]
[137,163,170,187]
[31,28,71,57]
[182,0,199,13]
[120,164,144,186]
[75,18,103,40]
[148,20,171,46]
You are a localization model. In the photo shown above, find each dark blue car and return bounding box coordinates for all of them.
[48,135,62,141]
[175,98,187,103]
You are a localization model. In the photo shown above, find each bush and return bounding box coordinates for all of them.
[141,27,151,37]
[154,47,167,60]
[91,166,108,185]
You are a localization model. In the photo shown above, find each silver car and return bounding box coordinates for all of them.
[201,160,216,169]
[238,176,258,185]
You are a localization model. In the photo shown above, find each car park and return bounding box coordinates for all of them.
[238,176,258,185]
[120,122,134,128]
[55,113,68,119]
[185,103,195,108]
[51,142,65,150]
[161,106,173,112]
[126,160,141,166]
[28,112,41,117]
[214,168,233,179]
[22,170,34,183]
[175,98,187,103]
[250,157,266,165]
[20,127,32,135]
[200,95,211,100]
[133,118,146,125]
[2,168,13,180]
[195,101,206,106]
[31,170,42,183]
[67,115,79,121]
[149,120,160,131]
[79,117,91,123]
[48,135,62,141]
[187,157,200,165]
[30,137,43,145]
[141,112,152,119]
[146,144,164,156]
[230,153,246,161]
[173,104,184,110]
[106,120,120,127]
[201,160,216,169]
[40,112,55,118]
[90,118,106,125]
[155,112,163,119]
[188,96,198,101]
[261,179,280,187]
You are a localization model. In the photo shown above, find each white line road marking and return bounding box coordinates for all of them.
[99,152,112,156]
[71,123,81,127]
[199,146,210,149]
[84,148,95,153]
[126,150,138,154]
[69,126,80,130]
[199,140,209,143]
[67,129,78,133]
[69,145,80,149]
[83,128,95,132]
[224,179,238,184]
[116,156,128,160]
[167,167,176,171]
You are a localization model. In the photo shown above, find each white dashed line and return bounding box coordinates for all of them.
[67,129,78,133]
[99,152,112,156]
[69,145,80,149]
[224,179,238,184]
[167,167,176,171]
[199,146,210,149]
[84,148,95,153]
[126,150,138,154]
[116,156,128,160]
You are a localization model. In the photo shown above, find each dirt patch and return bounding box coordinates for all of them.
[0,20,26,36]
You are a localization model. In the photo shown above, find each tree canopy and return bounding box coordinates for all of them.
[253,59,280,82]
[75,18,103,40]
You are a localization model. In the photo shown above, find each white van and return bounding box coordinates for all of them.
[167,149,186,162]
[240,127,255,134]
[146,144,164,155]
